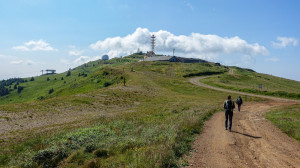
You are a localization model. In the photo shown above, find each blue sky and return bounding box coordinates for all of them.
[0,0,300,81]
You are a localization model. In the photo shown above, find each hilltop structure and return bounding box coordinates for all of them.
[143,34,208,63]
[102,55,109,61]
[41,69,56,75]
[144,56,207,63]
[146,34,156,57]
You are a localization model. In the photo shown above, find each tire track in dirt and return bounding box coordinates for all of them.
[186,77,300,168]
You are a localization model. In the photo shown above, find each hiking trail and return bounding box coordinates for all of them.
[186,77,300,168]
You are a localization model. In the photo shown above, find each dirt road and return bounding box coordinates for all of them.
[186,77,300,168]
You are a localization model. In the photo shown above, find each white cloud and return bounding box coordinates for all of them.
[241,55,256,67]
[60,59,71,65]
[183,1,194,10]
[12,40,56,51]
[90,27,268,60]
[0,54,17,59]
[272,37,298,48]
[266,57,279,62]
[10,59,36,65]
[73,56,102,64]
[69,50,84,56]
[10,60,24,64]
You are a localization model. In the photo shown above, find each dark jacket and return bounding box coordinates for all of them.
[224,99,235,111]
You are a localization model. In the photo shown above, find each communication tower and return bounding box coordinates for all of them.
[151,34,156,53]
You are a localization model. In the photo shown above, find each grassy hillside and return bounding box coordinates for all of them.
[201,67,300,99]
[0,57,137,105]
[266,104,300,142]
[2,56,299,168]
[0,58,265,167]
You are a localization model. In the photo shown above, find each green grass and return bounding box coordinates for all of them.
[0,59,270,167]
[201,67,300,99]
[0,58,135,105]
[266,104,300,142]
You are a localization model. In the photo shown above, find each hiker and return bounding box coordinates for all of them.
[236,96,243,112]
[224,95,235,132]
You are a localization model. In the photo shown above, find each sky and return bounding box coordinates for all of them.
[0,0,300,81]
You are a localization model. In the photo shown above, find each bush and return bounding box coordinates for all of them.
[0,86,9,97]
[102,71,109,76]
[37,96,45,100]
[93,149,108,158]
[33,148,68,168]
[85,144,97,153]
[66,70,71,77]
[48,88,54,94]
[103,82,111,87]
[30,77,34,81]
[47,77,50,81]
[17,86,24,93]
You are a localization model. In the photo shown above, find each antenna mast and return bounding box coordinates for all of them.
[151,34,156,54]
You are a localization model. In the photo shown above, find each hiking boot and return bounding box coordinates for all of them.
[229,128,231,132]
[225,128,228,130]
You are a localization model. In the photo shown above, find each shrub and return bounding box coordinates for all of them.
[103,82,111,87]
[33,148,68,168]
[102,71,109,76]
[30,77,34,81]
[17,86,24,93]
[37,96,45,100]
[66,70,71,77]
[93,149,108,158]
[0,86,9,96]
[48,88,54,94]
[47,77,50,81]
[84,144,97,153]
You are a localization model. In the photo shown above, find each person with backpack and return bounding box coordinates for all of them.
[236,96,243,112]
[224,95,235,132]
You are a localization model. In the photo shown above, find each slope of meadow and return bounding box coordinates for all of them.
[201,67,300,99]
[0,57,269,167]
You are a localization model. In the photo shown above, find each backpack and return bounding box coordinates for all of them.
[226,100,234,110]
[236,97,241,104]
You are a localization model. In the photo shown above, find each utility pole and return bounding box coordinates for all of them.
[41,70,44,75]
[173,48,175,56]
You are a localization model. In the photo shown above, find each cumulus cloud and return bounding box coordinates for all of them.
[90,27,268,60]
[12,40,56,51]
[73,56,102,64]
[0,54,17,59]
[183,0,194,10]
[10,59,36,65]
[10,60,24,64]
[266,57,279,62]
[272,37,298,48]
[69,50,84,56]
